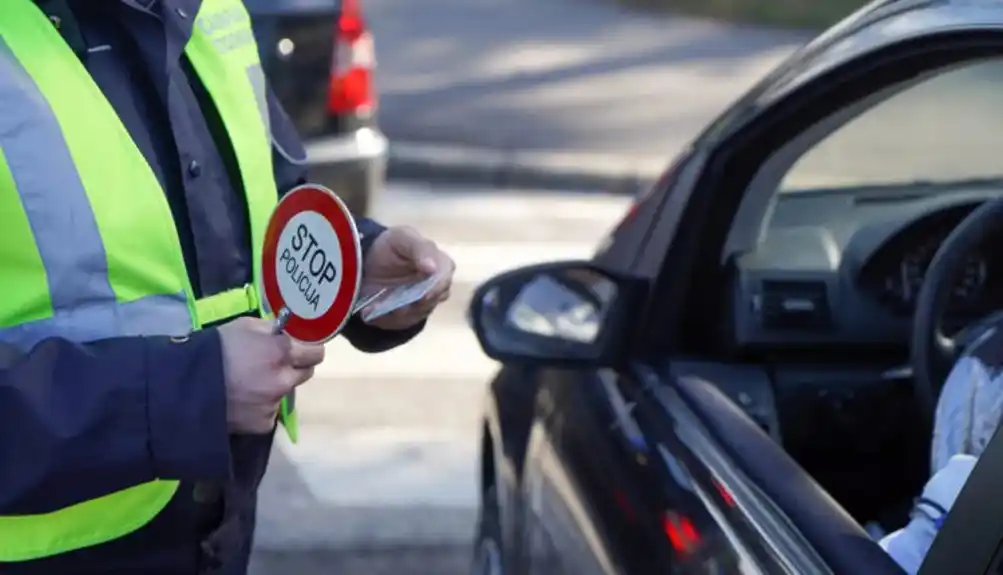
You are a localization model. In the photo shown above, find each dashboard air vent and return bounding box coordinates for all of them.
[757,280,831,331]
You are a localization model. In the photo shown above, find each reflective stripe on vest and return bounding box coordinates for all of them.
[0,0,279,561]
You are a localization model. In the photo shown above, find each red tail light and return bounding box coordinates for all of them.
[664,511,702,555]
[328,0,376,116]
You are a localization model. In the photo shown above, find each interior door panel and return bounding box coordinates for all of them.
[661,369,903,574]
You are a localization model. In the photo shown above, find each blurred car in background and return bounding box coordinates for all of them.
[249,0,386,217]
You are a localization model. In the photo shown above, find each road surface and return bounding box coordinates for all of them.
[368,0,807,170]
[250,181,633,574]
[371,0,1003,189]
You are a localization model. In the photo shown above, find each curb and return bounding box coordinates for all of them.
[387,141,662,195]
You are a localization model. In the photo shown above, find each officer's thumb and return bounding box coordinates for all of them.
[387,227,438,274]
[218,317,291,370]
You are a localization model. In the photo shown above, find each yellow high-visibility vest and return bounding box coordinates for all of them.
[0,0,296,561]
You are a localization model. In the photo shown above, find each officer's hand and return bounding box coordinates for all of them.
[360,226,455,331]
[217,317,325,434]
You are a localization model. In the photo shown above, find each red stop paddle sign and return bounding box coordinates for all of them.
[261,184,362,344]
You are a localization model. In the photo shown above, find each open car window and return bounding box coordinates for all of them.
[779,57,1003,194]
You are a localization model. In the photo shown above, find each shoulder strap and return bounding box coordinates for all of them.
[919,421,1003,573]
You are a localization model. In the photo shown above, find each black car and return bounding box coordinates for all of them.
[468,1,1003,573]
[250,0,385,216]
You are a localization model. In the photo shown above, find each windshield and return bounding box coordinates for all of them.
[779,58,1003,194]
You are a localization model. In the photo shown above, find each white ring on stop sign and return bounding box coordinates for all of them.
[275,210,343,320]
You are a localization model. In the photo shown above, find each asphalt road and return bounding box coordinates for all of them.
[370,0,1003,189]
[248,180,633,574]
[367,0,807,171]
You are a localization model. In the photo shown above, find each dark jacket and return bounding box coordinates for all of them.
[0,1,419,573]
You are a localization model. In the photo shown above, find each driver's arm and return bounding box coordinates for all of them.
[878,332,1003,574]
[879,454,977,575]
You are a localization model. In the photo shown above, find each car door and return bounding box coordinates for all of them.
[518,366,754,575]
[629,9,1003,575]
[512,156,739,574]
[511,287,679,573]
[515,361,811,573]
[519,369,631,575]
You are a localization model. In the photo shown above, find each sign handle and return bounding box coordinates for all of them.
[272,306,297,442]
[272,307,291,335]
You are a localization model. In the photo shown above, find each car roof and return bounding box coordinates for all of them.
[244,0,339,17]
[698,0,1003,144]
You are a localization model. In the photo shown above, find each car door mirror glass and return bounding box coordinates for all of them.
[470,262,629,364]
[503,272,608,344]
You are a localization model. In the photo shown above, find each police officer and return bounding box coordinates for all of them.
[0,1,455,573]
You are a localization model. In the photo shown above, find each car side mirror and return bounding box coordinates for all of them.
[468,260,647,367]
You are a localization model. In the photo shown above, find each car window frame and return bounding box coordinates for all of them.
[585,145,709,362]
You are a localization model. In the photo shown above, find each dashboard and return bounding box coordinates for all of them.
[729,190,1003,351]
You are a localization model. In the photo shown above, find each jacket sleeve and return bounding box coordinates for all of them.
[267,86,424,352]
[0,330,230,515]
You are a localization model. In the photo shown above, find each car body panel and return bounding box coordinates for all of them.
[759,1,1003,104]
[520,369,653,575]
[482,364,543,569]
[475,1,1003,573]
[244,0,340,17]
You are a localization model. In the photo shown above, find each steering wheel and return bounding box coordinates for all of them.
[911,198,1003,426]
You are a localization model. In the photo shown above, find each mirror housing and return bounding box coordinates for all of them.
[468,260,647,367]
